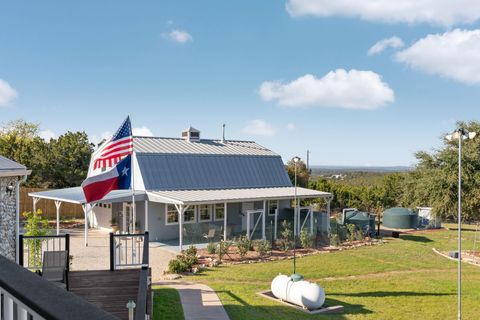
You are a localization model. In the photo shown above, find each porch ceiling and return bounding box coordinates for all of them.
[147,187,332,205]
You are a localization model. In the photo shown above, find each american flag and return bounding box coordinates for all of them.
[93,116,133,170]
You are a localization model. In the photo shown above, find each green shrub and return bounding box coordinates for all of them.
[277,220,294,251]
[217,240,230,261]
[329,233,341,247]
[207,242,217,254]
[237,236,251,259]
[168,257,189,273]
[355,230,364,241]
[183,245,198,265]
[23,209,51,269]
[299,229,315,249]
[346,224,357,242]
[254,240,271,258]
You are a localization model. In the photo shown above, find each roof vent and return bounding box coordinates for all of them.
[181,126,200,142]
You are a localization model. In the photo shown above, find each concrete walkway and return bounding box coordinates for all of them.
[155,280,230,320]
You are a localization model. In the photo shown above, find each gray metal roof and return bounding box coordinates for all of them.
[133,136,279,156]
[0,155,29,176]
[137,154,292,191]
[28,187,146,205]
[147,187,332,205]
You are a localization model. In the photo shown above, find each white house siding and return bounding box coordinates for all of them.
[92,204,112,230]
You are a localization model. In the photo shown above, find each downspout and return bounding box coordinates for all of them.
[16,174,28,264]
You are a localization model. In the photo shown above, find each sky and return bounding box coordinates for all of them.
[1,1,480,166]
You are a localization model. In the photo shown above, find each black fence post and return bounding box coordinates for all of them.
[19,234,24,266]
[144,231,149,266]
[65,234,70,272]
[109,233,114,271]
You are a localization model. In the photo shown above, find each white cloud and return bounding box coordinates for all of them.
[0,79,18,107]
[242,120,277,137]
[368,37,404,55]
[133,126,154,137]
[286,123,296,131]
[163,29,193,44]
[39,129,56,141]
[395,29,480,85]
[285,0,480,27]
[89,131,112,146]
[259,69,394,110]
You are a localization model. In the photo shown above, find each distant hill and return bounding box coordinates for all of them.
[310,165,411,175]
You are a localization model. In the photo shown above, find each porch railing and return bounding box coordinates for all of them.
[18,234,70,272]
[110,232,147,270]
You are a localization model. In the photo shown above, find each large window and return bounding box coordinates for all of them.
[184,206,196,223]
[214,203,225,221]
[199,204,212,222]
[268,200,279,216]
[166,204,179,225]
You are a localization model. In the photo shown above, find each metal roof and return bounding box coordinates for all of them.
[0,155,30,177]
[137,154,291,191]
[28,187,146,205]
[147,187,332,205]
[133,136,279,156]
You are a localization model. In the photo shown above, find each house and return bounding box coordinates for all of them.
[29,127,332,250]
[0,156,30,261]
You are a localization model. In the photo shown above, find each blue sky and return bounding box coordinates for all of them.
[1,1,480,166]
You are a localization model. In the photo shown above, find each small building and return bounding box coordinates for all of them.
[29,127,333,250]
[417,207,441,229]
[0,156,30,261]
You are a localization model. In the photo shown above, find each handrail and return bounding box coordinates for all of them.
[1,255,117,320]
[135,232,149,320]
[19,234,70,275]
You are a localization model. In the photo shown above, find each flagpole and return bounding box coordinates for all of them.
[131,115,136,234]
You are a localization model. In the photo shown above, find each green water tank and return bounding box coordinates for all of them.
[343,211,376,233]
[383,207,418,229]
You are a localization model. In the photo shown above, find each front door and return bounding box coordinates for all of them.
[241,202,254,231]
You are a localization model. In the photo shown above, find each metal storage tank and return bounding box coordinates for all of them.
[343,210,376,235]
[383,207,418,229]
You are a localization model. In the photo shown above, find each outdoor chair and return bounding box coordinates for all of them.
[203,228,216,242]
[41,250,69,290]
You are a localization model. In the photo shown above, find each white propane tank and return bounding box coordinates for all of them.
[271,274,325,310]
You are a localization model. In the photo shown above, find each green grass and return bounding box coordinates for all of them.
[152,287,184,320]
[185,227,480,319]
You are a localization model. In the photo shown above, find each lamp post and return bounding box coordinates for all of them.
[293,156,300,275]
[445,128,476,320]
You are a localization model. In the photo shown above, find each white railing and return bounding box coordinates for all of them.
[246,210,264,240]
[110,233,147,270]
[0,287,45,320]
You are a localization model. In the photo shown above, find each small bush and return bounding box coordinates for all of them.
[217,240,230,261]
[278,220,294,251]
[254,240,271,258]
[237,236,251,259]
[299,229,315,249]
[185,245,197,257]
[346,224,357,242]
[329,233,341,247]
[355,230,364,241]
[207,242,217,254]
[183,245,198,265]
[168,257,189,273]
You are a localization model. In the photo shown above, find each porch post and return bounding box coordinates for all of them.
[55,200,62,235]
[262,200,266,240]
[274,209,278,240]
[327,197,332,234]
[310,206,314,235]
[133,201,136,234]
[144,200,149,232]
[83,204,89,247]
[176,204,184,252]
[223,202,227,241]
[246,211,251,240]
[32,197,39,213]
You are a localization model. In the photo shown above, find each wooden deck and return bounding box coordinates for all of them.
[69,269,150,320]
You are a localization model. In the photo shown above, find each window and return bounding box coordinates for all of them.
[166,204,179,225]
[184,206,196,223]
[199,204,212,222]
[214,203,225,221]
[268,200,279,216]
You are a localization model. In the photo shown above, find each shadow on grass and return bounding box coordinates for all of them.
[329,291,452,298]
[400,235,433,243]
[218,290,371,319]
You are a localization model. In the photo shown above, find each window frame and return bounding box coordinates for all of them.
[213,203,225,222]
[183,205,197,224]
[165,204,179,225]
[198,204,212,222]
[268,200,279,216]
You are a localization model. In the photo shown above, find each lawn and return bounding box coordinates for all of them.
[185,226,480,319]
[152,287,185,320]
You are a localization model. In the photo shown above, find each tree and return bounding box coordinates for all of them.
[404,121,480,222]
[286,158,309,188]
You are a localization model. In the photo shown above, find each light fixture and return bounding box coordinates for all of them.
[445,127,476,320]
[6,183,14,195]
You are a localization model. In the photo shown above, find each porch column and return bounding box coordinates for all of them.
[262,200,266,240]
[32,197,39,213]
[310,205,314,235]
[83,204,89,247]
[55,200,62,235]
[175,204,188,252]
[144,200,149,232]
[223,202,227,241]
[133,202,136,234]
[327,197,332,233]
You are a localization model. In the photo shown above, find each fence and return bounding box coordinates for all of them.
[20,187,84,219]
[18,234,70,273]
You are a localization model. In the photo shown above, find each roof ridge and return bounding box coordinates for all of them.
[133,136,256,143]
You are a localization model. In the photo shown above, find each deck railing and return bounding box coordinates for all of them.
[110,232,147,270]
[135,232,150,320]
[19,234,70,272]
